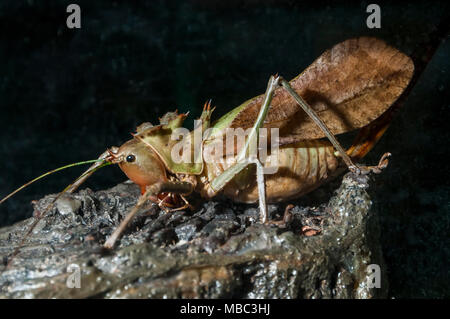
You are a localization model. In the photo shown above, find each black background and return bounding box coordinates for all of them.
[0,0,448,298]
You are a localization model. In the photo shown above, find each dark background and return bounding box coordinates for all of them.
[0,0,448,298]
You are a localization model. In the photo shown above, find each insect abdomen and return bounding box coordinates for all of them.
[199,140,339,203]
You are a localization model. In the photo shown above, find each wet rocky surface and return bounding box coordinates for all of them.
[0,172,387,299]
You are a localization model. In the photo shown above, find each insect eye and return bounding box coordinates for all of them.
[126,154,136,163]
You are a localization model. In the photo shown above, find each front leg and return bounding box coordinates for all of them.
[104,180,194,249]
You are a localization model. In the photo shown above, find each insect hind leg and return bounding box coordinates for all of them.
[278,77,371,174]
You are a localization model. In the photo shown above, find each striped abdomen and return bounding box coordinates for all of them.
[197,140,340,203]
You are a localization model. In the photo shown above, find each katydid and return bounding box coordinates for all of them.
[1,37,414,252]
